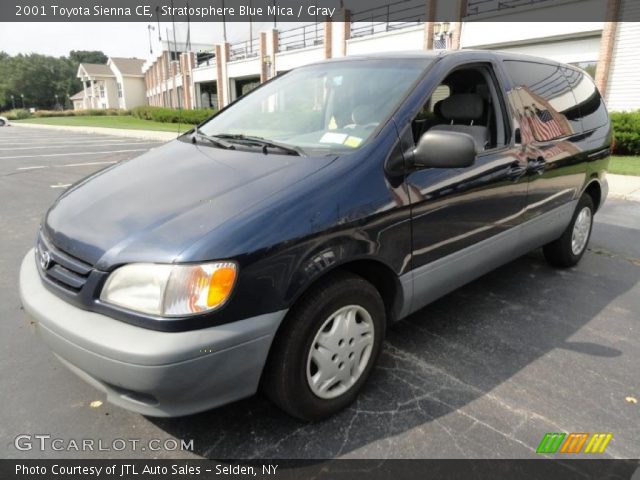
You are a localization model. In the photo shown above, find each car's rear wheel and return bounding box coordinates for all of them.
[543,194,594,268]
[0,119,6,127]
[262,272,385,420]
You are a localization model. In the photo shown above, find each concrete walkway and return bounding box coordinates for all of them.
[607,173,640,202]
[9,122,180,142]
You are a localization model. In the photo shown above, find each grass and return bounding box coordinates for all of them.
[14,115,193,133]
[609,156,640,176]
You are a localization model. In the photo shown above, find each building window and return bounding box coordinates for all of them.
[117,82,123,98]
[99,85,105,98]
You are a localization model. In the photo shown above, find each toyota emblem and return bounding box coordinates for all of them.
[38,248,52,270]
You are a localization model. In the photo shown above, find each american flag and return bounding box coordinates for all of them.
[434,34,452,50]
[526,106,566,141]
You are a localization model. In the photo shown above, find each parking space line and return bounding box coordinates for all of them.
[59,161,117,168]
[0,149,148,160]
[0,142,159,151]
[15,161,117,172]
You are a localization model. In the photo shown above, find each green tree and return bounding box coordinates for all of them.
[0,50,109,111]
[69,50,108,65]
[1,53,71,110]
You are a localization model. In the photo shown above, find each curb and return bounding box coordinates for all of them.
[609,192,640,202]
[10,122,181,142]
[607,174,640,203]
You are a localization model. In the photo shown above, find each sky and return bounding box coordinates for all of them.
[0,21,294,59]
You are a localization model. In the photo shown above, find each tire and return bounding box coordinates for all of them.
[0,119,5,127]
[543,194,594,268]
[262,271,386,421]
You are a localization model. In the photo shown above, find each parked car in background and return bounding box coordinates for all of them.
[20,50,610,420]
[0,116,9,126]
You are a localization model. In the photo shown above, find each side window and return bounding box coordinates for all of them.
[561,67,609,132]
[430,85,451,112]
[412,85,450,142]
[504,60,577,142]
[411,65,507,152]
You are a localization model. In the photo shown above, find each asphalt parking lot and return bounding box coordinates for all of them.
[1,126,638,460]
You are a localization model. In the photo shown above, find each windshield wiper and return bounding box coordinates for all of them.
[192,125,235,150]
[213,134,305,156]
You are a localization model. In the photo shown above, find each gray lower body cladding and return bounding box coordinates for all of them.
[19,250,286,417]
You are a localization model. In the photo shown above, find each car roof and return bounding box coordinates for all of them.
[307,49,568,68]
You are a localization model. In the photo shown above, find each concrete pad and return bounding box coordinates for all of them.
[607,174,640,202]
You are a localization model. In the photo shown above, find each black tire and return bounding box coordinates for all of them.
[262,271,386,421]
[543,194,594,268]
[0,119,5,127]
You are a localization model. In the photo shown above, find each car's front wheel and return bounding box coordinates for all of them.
[262,272,385,420]
[543,193,594,268]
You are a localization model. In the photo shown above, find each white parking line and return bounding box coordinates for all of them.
[50,184,72,189]
[0,142,158,151]
[16,161,117,171]
[0,148,148,160]
[0,137,154,144]
[59,160,117,168]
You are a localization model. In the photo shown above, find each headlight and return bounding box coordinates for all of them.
[100,262,237,316]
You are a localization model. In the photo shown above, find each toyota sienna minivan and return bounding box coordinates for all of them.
[20,51,610,420]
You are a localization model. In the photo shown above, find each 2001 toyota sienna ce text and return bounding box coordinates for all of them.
[19,51,611,420]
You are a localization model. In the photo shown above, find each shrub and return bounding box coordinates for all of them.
[131,106,215,124]
[1,108,132,119]
[610,110,640,155]
[1,109,32,120]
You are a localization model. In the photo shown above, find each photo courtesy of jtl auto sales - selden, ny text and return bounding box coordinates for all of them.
[0,0,639,479]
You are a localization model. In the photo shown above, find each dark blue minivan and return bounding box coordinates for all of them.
[20,50,611,420]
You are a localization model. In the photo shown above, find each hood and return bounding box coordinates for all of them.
[44,139,336,269]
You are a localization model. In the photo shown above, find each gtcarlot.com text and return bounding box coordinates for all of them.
[14,434,194,452]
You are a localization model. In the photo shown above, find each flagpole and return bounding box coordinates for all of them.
[222,0,227,42]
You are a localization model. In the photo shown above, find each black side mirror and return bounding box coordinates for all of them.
[409,130,477,170]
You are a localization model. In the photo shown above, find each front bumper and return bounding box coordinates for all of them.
[19,249,286,417]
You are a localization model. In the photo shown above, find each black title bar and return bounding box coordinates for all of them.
[2,459,640,480]
[3,0,640,22]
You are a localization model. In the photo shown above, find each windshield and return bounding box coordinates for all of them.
[199,58,432,155]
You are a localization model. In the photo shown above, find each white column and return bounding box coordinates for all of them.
[330,9,351,58]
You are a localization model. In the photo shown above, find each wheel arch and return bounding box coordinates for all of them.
[582,178,603,212]
[285,257,404,325]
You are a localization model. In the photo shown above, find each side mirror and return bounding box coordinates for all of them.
[409,130,477,170]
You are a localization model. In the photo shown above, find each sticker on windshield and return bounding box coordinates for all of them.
[344,136,363,148]
[320,132,348,144]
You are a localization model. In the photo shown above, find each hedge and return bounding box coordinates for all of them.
[0,108,130,120]
[611,110,640,155]
[131,106,215,124]
[1,106,213,124]
[1,109,31,120]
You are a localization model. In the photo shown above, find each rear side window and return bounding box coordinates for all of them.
[561,67,609,132]
[504,60,578,142]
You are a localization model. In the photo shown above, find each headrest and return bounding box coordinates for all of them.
[433,100,444,118]
[439,94,484,122]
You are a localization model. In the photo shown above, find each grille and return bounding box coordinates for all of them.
[36,232,93,293]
